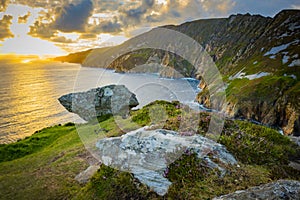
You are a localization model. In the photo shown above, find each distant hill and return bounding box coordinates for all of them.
[55,10,300,135]
[53,49,93,64]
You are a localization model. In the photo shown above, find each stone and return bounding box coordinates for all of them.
[95,127,237,196]
[75,165,100,184]
[213,180,300,200]
[58,85,139,121]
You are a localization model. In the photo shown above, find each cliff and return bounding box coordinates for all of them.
[55,10,300,135]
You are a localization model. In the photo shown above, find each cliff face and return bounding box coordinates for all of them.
[56,10,300,135]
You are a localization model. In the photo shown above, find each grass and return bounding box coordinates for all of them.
[0,123,86,200]
[0,101,299,199]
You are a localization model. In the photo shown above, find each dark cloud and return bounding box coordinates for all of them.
[93,0,124,12]
[0,15,14,41]
[29,0,95,41]
[18,12,31,24]
[119,0,155,25]
[91,19,122,33]
[53,0,94,32]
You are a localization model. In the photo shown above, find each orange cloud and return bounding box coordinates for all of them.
[0,15,14,41]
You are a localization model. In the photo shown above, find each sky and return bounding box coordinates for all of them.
[0,0,299,56]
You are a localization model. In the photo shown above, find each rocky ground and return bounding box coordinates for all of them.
[1,98,299,199]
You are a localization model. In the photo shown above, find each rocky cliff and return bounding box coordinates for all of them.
[55,10,300,135]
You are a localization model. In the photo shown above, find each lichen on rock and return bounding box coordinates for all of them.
[58,85,139,121]
[95,127,237,196]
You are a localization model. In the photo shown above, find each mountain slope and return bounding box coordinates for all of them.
[55,10,300,135]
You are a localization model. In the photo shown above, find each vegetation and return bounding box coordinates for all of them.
[0,101,299,200]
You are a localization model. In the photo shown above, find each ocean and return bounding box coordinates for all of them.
[0,59,200,143]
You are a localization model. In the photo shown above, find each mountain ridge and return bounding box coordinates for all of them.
[54,9,300,135]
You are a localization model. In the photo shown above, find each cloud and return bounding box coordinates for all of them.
[90,18,122,33]
[119,0,155,25]
[0,0,9,12]
[29,20,56,38]
[79,33,98,39]
[13,0,69,9]
[9,0,298,53]
[50,36,75,43]
[0,15,14,41]
[23,0,237,39]
[199,0,236,15]
[29,0,95,42]
[53,0,94,32]
[18,12,31,24]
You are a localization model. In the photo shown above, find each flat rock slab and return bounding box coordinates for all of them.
[213,180,300,200]
[96,127,237,196]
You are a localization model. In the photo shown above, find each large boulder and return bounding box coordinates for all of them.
[95,127,237,196]
[58,85,139,121]
[213,180,300,200]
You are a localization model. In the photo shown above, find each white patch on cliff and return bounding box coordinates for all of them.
[264,40,299,57]
[229,68,245,80]
[264,43,290,56]
[288,59,300,67]
[289,22,300,31]
[282,55,290,64]
[230,71,271,81]
[278,32,289,38]
[284,74,297,80]
[244,72,271,80]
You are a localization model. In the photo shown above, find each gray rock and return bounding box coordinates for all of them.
[213,180,300,200]
[58,85,139,121]
[75,165,100,184]
[95,127,237,196]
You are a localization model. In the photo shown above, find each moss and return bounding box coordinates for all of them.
[219,120,297,165]
[165,153,271,199]
[225,75,297,103]
[131,100,181,126]
[76,165,156,200]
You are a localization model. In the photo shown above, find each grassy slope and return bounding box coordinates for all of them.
[0,101,299,200]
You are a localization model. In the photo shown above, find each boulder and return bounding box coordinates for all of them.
[95,127,237,196]
[58,85,139,121]
[213,180,300,200]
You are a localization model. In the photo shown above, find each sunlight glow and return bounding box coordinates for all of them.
[0,4,65,56]
[157,0,168,6]
[21,59,32,63]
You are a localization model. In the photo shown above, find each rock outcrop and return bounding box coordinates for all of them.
[213,180,300,200]
[58,85,139,121]
[95,127,237,196]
